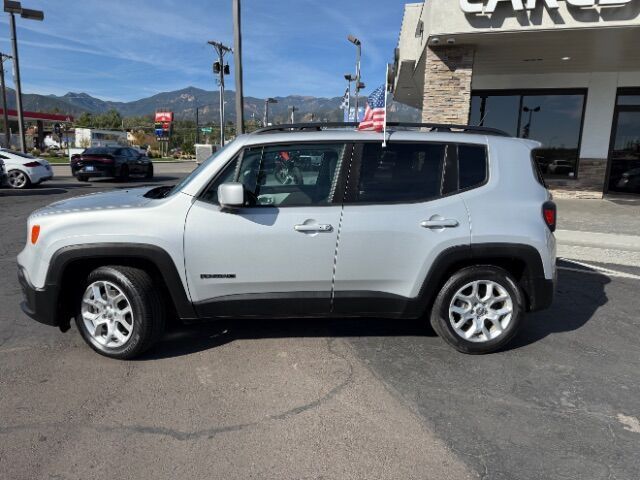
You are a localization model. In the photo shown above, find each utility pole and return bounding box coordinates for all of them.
[232,0,244,135]
[195,107,200,145]
[0,53,11,148]
[208,40,231,146]
[289,106,297,123]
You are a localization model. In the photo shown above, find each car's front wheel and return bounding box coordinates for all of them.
[75,266,165,359]
[145,163,154,179]
[430,266,524,354]
[7,169,31,189]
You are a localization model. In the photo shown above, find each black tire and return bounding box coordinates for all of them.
[430,266,524,355]
[117,165,129,182]
[74,266,166,359]
[77,175,89,182]
[145,163,154,179]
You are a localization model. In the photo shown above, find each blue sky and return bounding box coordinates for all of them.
[0,0,404,102]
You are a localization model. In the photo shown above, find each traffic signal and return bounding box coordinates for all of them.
[213,62,221,74]
[223,64,230,75]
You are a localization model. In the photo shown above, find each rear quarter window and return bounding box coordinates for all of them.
[458,144,488,190]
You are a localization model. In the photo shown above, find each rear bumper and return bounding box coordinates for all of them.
[17,266,58,327]
[29,166,54,184]
[71,165,116,177]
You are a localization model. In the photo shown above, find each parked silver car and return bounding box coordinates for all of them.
[17,123,557,359]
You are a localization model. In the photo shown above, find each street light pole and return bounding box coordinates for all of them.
[232,0,245,135]
[5,1,44,153]
[263,97,277,126]
[348,35,361,118]
[0,53,11,148]
[8,12,24,152]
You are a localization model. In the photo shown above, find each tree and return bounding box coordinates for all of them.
[76,112,93,127]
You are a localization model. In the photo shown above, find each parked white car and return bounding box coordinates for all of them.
[0,149,53,189]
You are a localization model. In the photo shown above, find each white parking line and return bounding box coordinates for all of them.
[558,258,640,281]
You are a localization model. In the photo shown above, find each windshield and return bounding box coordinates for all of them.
[166,140,236,197]
[84,147,117,155]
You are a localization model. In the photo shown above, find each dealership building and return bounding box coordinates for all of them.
[393,0,640,197]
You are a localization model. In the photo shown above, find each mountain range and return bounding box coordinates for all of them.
[3,86,420,124]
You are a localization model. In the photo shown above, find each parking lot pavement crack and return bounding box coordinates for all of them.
[0,338,356,443]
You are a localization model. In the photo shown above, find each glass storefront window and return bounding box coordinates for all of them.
[470,90,586,179]
[618,95,640,106]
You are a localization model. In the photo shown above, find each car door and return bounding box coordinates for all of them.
[332,141,477,317]
[183,142,352,318]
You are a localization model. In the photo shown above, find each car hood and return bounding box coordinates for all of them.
[32,187,155,218]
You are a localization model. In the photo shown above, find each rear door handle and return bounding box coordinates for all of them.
[421,219,459,229]
[294,224,333,233]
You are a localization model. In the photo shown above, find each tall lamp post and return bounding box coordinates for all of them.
[347,35,362,118]
[263,97,277,126]
[232,0,245,135]
[0,52,11,148]
[4,1,44,153]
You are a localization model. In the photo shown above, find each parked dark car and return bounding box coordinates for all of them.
[71,147,153,182]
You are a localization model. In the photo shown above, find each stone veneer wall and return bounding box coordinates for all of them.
[547,158,607,199]
[422,45,475,125]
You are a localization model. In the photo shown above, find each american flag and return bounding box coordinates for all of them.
[358,85,386,132]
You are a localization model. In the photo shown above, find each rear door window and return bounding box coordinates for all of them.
[348,142,446,204]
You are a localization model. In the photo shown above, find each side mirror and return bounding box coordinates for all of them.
[218,182,245,209]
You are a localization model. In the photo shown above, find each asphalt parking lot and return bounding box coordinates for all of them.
[1,163,639,480]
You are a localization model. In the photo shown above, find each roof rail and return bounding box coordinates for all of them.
[252,122,510,137]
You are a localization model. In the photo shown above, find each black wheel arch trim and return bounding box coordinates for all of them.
[414,242,552,316]
[45,243,197,322]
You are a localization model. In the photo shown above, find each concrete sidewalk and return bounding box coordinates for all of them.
[555,197,640,268]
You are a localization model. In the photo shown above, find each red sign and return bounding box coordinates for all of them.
[155,111,173,122]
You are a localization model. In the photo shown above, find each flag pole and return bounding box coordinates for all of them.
[382,64,389,148]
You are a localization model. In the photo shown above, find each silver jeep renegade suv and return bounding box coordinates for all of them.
[17,123,557,359]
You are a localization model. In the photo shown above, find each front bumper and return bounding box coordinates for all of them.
[17,266,59,327]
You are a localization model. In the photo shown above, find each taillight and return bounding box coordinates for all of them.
[94,157,114,164]
[31,225,40,244]
[542,201,556,232]
[24,161,41,167]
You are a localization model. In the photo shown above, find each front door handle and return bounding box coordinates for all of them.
[294,224,333,233]
[421,219,459,229]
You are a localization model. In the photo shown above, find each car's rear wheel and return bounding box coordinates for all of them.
[7,169,31,189]
[77,175,89,182]
[145,163,154,179]
[430,266,523,354]
[74,266,165,359]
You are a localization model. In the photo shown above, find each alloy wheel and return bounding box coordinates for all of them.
[8,170,28,189]
[81,281,134,348]
[448,280,513,343]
